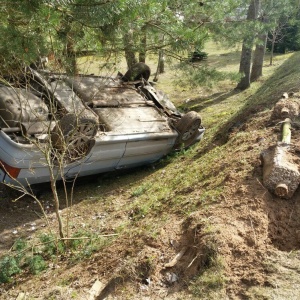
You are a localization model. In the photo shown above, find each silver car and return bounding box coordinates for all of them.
[0,63,204,187]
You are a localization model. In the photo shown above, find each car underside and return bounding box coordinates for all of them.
[0,63,205,187]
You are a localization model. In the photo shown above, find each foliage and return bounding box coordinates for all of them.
[0,0,297,76]
[39,233,66,258]
[0,230,112,283]
[175,63,240,88]
[0,1,60,72]
[0,0,255,72]
[266,12,300,53]
[0,237,42,283]
[0,255,21,283]
[26,255,47,275]
[12,238,28,252]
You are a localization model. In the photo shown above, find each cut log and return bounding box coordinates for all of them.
[271,97,300,120]
[261,144,300,198]
[281,118,291,144]
[281,107,290,118]
[261,118,300,198]
[88,279,104,300]
[275,183,288,197]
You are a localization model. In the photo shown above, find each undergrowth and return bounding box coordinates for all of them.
[0,231,112,283]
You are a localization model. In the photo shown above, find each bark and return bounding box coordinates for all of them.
[281,118,291,144]
[158,49,165,74]
[261,118,300,199]
[139,26,147,63]
[50,175,65,239]
[270,33,276,65]
[236,0,260,90]
[153,49,165,82]
[250,32,267,82]
[66,35,78,75]
[236,42,254,90]
[123,30,138,69]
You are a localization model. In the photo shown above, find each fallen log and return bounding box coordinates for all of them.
[281,117,292,144]
[261,118,300,199]
[271,95,300,120]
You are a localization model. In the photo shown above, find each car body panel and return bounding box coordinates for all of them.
[0,66,204,187]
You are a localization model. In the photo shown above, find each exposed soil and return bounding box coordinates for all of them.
[1,102,300,300]
[1,79,300,298]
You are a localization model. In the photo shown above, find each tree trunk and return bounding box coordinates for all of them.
[158,49,165,74]
[236,42,253,90]
[123,29,137,69]
[236,0,260,90]
[49,173,65,239]
[270,33,276,65]
[250,32,267,82]
[139,25,147,63]
[153,49,165,82]
[58,19,78,75]
[66,35,78,75]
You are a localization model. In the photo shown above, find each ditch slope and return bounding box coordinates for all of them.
[1,52,300,299]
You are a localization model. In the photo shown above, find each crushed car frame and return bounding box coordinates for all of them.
[0,63,204,186]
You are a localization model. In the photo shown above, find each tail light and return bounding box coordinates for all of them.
[0,160,21,178]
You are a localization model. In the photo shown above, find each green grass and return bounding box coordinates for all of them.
[3,44,300,297]
[59,50,300,298]
[104,50,300,297]
[0,230,114,283]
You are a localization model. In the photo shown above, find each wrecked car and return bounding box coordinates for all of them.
[0,63,204,187]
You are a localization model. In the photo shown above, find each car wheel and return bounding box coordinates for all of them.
[122,62,151,82]
[175,111,201,149]
[51,112,98,162]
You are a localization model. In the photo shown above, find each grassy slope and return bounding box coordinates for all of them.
[2,50,300,299]
[78,50,300,299]
[63,51,300,298]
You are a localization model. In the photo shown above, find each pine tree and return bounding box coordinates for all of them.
[236,0,260,90]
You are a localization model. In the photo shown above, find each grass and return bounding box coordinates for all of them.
[2,44,300,297]
[66,48,300,298]
[105,49,300,297]
[189,261,227,299]
[0,230,114,283]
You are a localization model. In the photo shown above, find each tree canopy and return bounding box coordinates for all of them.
[0,0,297,81]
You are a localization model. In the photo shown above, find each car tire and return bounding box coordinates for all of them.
[175,111,201,149]
[122,62,151,82]
[51,112,98,162]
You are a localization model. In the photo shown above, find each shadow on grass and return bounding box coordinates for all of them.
[193,52,300,159]
[204,51,242,69]
[179,89,241,112]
